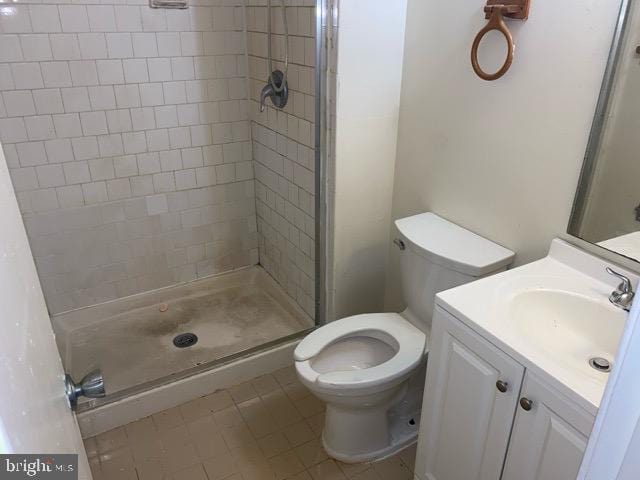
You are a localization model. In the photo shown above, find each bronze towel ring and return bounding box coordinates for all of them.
[471,0,531,81]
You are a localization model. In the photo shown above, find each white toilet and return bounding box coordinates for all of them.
[294,213,515,463]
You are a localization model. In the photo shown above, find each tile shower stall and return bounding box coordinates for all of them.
[0,0,317,402]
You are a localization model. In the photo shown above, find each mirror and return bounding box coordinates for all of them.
[568,0,640,263]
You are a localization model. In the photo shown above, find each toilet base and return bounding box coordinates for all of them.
[322,406,421,464]
[319,362,426,464]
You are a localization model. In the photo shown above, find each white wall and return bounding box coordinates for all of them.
[331,0,407,319]
[385,0,623,310]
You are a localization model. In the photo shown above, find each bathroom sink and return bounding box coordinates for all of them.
[507,289,626,377]
[435,239,638,413]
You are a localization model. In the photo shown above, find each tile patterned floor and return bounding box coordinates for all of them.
[85,366,416,480]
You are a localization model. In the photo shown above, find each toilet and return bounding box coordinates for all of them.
[294,212,515,463]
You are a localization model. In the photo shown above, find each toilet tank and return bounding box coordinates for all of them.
[394,213,515,332]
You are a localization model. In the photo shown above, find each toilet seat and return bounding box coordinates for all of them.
[295,313,426,393]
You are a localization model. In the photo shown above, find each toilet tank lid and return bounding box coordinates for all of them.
[395,213,515,277]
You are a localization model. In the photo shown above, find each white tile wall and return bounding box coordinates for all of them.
[1,0,317,319]
[246,0,316,317]
[0,0,258,314]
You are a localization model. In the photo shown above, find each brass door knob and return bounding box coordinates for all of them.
[496,380,508,393]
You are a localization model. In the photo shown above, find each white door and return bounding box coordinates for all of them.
[0,149,91,478]
[578,284,640,479]
[502,372,594,480]
[415,306,524,480]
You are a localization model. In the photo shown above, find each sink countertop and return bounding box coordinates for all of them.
[435,239,638,417]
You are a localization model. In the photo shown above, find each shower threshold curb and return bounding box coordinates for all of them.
[76,334,307,438]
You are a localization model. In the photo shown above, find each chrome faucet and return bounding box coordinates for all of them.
[260,82,275,113]
[606,267,635,311]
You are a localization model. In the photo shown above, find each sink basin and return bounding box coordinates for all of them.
[508,289,626,377]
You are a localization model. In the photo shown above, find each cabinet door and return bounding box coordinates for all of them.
[415,307,525,480]
[502,372,595,480]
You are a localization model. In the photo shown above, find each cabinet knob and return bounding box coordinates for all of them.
[519,397,533,411]
[496,380,508,393]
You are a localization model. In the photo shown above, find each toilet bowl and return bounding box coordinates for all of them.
[295,313,426,463]
[295,212,515,463]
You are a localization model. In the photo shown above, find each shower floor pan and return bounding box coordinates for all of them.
[52,266,314,409]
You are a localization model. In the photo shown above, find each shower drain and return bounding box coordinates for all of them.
[588,357,612,372]
[173,333,198,348]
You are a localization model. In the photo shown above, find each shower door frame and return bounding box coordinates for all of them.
[315,0,330,326]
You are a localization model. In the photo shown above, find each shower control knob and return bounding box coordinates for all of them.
[65,369,105,410]
[496,380,508,393]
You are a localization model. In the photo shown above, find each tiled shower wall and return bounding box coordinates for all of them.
[0,0,316,318]
[0,0,257,314]
[246,0,316,317]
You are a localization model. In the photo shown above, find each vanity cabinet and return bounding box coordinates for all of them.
[501,373,593,480]
[415,306,595,480]
[416,307,524,480]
